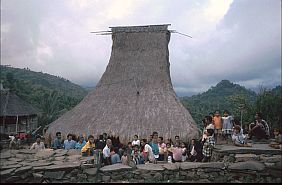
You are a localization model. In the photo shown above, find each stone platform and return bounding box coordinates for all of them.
[0,145,281,183]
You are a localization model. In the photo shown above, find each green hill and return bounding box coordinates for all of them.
[180,80,258,128]
[0,65,88,126]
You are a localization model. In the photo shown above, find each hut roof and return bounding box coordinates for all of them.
[0,91,40,117]
[46,24,201,143]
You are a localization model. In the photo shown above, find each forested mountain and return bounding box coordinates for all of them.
[180,80,281,130]
[0,65,88,126]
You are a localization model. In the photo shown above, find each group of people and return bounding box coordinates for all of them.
[20,111,281,166]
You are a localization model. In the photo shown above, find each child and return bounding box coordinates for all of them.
[158,136,167,161]
[132,150,145,165]
[202,116,214,142]
[164,142,174,162]
[110,147,121,164]
[181,142,188,162]
[222,110,233,143]
[121,150,128,165]
[269,128,282,149]
[132,135,140,146]
[213,110,222,144]
[140,139,155,163]
[232,125,251,147]
[202,129,215,162]
[172,142,182,162]
[81,135,95,157]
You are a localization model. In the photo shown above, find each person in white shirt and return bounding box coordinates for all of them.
[132,135,140,146]
[103,139,112,165]
[232,125,251,147]
[30,135,45,150]
[222,110,234,143]
[140,139,155,163]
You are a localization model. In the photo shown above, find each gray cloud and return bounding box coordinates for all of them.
[1,0,281,96]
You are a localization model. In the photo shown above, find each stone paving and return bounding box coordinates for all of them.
[0,144,281,183]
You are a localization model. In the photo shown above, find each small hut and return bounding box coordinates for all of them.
[46,24,201,143]
[0,87,40,136]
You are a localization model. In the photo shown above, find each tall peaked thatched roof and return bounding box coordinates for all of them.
[46,24,201,143]
[0,91,39,117]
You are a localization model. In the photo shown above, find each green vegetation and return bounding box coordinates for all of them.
[180,80,282,131]
[0,66,88,127]
[1,66,280,133]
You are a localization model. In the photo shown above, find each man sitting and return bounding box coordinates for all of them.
[81,135,95,157]
[30,135,45,150]
[248,112,270,141]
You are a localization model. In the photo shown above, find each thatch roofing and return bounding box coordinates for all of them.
[0,91,39,117]
[46,24,201,143]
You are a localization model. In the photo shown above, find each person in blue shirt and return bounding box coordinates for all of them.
[52,132,63,149]
[110,147,121,164]
[149,131,159,163]
[75,135,86,150]
[64,134,77,150]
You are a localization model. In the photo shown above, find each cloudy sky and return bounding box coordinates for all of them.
[1,0,281,96]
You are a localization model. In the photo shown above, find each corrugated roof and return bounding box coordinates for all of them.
[0,91,40,116]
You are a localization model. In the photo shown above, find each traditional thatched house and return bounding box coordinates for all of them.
[0,88,40,135]
[46,24,201,143]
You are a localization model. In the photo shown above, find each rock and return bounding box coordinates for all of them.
[180,162,202,170]
[30,162,53,167]
[0,168,16,176]
[229,161,265,171]
[14,166,32,174]
[45,171,65,180]
[1,164,22,170]
[102,175,111,182]
[81,163,95,170]
[200,162,225,169]
[15,154,26,159]
[67,155,81,161]
[235,154,259,162]
[18,149,37,154]
[35,149,55,159]
[84,168,97,175]
[67,149,81,156]
[136,164,164,171]
[44,161,81,171]
[52,161,65,165]
[0,151,11,159]
[154,172,163,181]
[5,175,21,182]
[54,156,65,161]
[20,172,31,180]
[1,160,19,166]
[260,155,282,163]
[80,156,94,163]
[77,173,87,179]
[54,149,68,157]
[162,163,179,170]
[100,163,132,172]
[32,173,43,178]
[264,162,275,167]
[112,174,123,181]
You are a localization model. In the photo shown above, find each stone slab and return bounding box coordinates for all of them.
[35,149,55,159]
[180,162,202,170]
[67,149,81,156]
[228,161,265,171]
[45,171,65,179]
[1,164,22,170]
[260,155,282,163]
[84,168,98,175]
[1,160,19,166]
[66,155,82,161]
[30,162,53,167]
[0,151,11,159]
[0,168,16,176]
[54,149,68,157]
[44,161,81,171]
[214,144,281,155]
[18,149,37,154]
[14,165,32,173]
[162,163,179,170]
[100,163,133,172]
[136,164,164,171]
[200,162,225,169]
[8,158,23,162]
[235,153,259,162]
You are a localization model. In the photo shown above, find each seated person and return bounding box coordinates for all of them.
[188,139,202,162]
[248,112,270,141]
[110,147,121,164]
[132,150,145,165]
[81,135,95,157]
[75,135,86,150]
[30,135,45,150]
[64,134,77,150]
[51,132,63,149]
[232,125,251,147]
[269,128,282,149]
